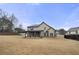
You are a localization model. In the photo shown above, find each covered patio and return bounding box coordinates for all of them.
[25,30,43,37]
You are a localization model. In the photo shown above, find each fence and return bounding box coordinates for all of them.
[64,34,79,40]
[0,32,19,35]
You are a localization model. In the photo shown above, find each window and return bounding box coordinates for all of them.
[44,27,46,30]
[30,28,33,30]
[50,33,53,37]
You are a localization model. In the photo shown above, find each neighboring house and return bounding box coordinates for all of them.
[0,23,10,32]
[26,22,56,37]
[56,29,67,35]
[66,27,79,35]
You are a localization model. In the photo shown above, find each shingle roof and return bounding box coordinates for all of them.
[27,22,55,30]
[68,27,79,31]
[27,24,39,28]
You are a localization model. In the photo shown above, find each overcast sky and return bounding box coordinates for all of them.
[0,3,79,30]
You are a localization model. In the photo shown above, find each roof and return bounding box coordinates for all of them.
[27,22,55,30]
[25,30,43,33]
[27,24,39,28]
[68,27,79,31]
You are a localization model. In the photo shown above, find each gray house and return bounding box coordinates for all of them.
[66,27,79,35]
[26,22,56,37]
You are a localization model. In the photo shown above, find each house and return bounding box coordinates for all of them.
[66,27,79,35]
[26,22,56,37]
[64,27,79,40]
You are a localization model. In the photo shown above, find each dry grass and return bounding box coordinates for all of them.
[0,35,79,55]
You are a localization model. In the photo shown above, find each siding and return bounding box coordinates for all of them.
[48,28,55,37]
[27,23,50,31]
[40,31,44,37]
[67,29,79,35]
[78,30,79,34]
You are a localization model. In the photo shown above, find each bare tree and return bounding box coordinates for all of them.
[0,9,18,32]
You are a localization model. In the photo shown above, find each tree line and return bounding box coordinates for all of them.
[0,9,25,33]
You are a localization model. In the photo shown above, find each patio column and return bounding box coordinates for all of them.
[34,32,36,37]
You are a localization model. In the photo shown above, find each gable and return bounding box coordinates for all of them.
[38,22,50,30]
[27,22,55,31]
[48,28,55,33]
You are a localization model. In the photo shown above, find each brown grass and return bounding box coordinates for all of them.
[0,35,79,55]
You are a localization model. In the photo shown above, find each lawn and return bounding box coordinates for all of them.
[0,35,79,55]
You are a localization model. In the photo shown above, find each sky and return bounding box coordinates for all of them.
[0,3,79,30]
